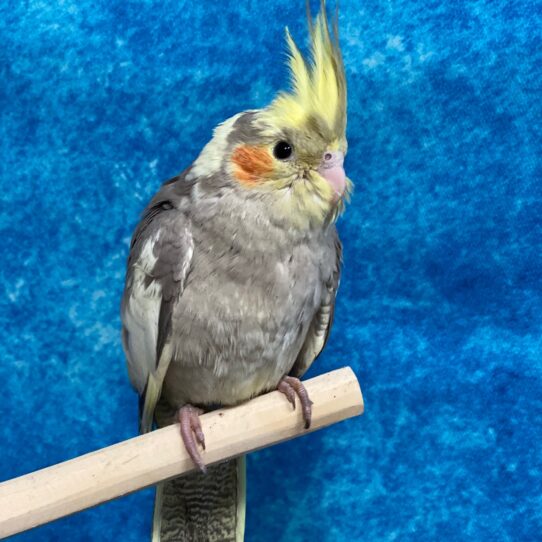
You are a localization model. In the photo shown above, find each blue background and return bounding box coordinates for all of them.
[1,1,541,540]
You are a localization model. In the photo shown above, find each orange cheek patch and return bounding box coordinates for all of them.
[231,145,274,185]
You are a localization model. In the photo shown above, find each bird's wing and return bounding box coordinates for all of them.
[121,175,194,433]
[290,232,343,378]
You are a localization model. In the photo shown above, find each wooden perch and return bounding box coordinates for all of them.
[0,367,363,538]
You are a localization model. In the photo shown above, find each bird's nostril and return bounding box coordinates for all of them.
[324,152,333,161]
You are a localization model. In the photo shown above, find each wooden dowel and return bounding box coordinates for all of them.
[0,367,363,538]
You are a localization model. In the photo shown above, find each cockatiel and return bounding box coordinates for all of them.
[121,2,351,541]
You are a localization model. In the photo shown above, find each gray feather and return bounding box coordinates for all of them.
[121,170,195,426]
[290,233,342,378]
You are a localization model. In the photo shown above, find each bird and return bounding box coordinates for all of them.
[121,2,351,540]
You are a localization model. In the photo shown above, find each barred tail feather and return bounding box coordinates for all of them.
[151,457,246,542]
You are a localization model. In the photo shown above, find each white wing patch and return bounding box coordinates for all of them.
[180,233,193,288]
[123,232,162,394]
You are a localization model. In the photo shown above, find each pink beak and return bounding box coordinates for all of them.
[317,150,346,199]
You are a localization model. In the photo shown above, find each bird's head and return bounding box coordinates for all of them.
[190,2,351,229]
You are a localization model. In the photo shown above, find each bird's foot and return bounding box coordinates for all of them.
[177,404,207,473]
[277,376,313,429]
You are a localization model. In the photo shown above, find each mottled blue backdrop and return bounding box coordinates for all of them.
[1,0,541,540]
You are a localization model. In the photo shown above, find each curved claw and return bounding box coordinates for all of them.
[178,405,207,473]
[278,376,313,429]
[190,414,206,450]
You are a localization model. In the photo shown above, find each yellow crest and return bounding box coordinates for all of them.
[265,1,347,140]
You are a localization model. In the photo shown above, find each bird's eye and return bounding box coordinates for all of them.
[273,141,293,160]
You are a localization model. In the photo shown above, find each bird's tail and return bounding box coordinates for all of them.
[150,397,246,542]
[151,457,246,542]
